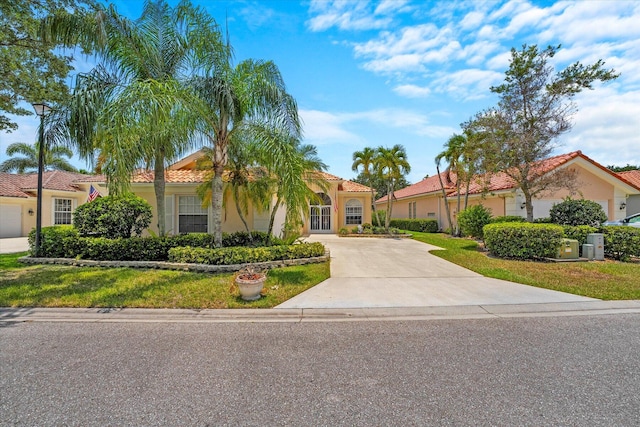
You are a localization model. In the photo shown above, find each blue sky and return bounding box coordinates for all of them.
[2,0,639,183]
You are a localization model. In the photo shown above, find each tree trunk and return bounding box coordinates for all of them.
[233,186,251,234]
[436,165,453,234]
[153,149,166,236]
[455,181,462,237]
[211,131,229,247]
[267,196,282,244]
[524,192,534,222]
[385,181,392,232]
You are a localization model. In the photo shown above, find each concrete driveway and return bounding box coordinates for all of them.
[276,235,596,309]
[0,237,29,254]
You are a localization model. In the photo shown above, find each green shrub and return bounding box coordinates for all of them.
[484,223,564,260]
[338,227,349,236]
[562,225,598,246]
[28,226,79,257]
[533,217,553,223]
[549,197,608,227]
[389,219,438,233]
[73,194,152,238]
[601,226,640,261]
[221,231,279,247]
[457,205,492,239]
[491,216,526,223]
[372,210,385,227]
[168,242,326,265]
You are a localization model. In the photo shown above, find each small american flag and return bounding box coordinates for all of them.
[87,185,101,202]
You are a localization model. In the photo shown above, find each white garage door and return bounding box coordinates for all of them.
[0,205,22,238]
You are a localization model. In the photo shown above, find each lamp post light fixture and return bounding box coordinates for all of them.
[32,102,51,257]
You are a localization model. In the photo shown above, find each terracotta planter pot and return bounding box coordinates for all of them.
[235,275,266,301]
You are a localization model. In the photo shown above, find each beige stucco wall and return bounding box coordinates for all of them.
[0,182,107,237]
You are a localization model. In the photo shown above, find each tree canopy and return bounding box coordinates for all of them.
[465,44,618,221]
[0,0,92,132]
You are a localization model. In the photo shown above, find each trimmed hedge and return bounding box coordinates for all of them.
[550,198,607,227]
[73,194,152,238]
[491,216,526,223]
[484,223,564,260]
[29,227,285,261]
[389,218,439,233]
[602,226,640,261]
[168,242,326,265]
[28,225,78,257]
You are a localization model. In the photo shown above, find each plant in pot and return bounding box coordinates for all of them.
[235,266,267,301]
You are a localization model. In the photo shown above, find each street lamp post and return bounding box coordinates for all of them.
[32,103,51,257]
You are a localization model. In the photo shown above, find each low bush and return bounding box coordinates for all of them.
[457,205,492,239]
[491,216,526,224]
[562,225,598,246]
[484,223,564,260]
[28,226,79,257]
[549,197,607,227]
[389,218,438,233]
[168,242,326,265]
[602,226,640,261]
[73,194,152,238]
[31,230,287,261]
[338,227,349,236]
[221,231,281,247]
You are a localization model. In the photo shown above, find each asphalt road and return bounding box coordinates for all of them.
[1,314,639,426]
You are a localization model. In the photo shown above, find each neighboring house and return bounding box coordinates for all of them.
[109,151,372,236]
[0,171,106,238]
[376,151,640,230]
[618,170,640,215]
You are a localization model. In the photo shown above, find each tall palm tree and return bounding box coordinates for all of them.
[352,147,382,226]
[0,142,77,173]
[253,126,328,241]
[376,144,411,232]
[190,51,301,246]
[44,1,226,236]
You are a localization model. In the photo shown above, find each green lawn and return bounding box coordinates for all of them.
[0,252,329,309]
[411,232,640,300]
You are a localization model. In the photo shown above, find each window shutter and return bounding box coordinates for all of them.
[165,195,174,235]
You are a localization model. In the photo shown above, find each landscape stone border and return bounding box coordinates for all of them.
[18,251,330,274]
[339,233,412,239]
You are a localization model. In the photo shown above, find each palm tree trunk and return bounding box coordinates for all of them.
[267,196,282,243]
[385,181,392,232]
[154,149,166,236]
[233,186,251,234]
[455,181,462,237]
[436,165,453,234]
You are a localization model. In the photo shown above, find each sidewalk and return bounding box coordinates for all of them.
[2,301,640,323]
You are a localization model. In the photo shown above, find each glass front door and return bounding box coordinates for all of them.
[310,206,332,232]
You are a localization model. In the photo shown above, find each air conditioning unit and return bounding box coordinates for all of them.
[556,238,579,259]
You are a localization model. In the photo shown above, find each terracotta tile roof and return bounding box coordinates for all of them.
[376,172,455,203]
[377,151,640,202]
[617,170,640,189]
[0,171,96,198]
[341,180,371,192]
[131,169,210,183]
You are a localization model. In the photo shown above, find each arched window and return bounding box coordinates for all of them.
[345,199,363,225]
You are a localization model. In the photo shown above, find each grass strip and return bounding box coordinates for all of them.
[0,252,329,309]
[411,231,640,300]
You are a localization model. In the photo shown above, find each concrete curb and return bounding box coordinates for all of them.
[2,300,639,324]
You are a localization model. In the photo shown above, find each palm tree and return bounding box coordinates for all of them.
[376,144,411,232]
[0,142,77,173]
[352,147,382,226]
[190,51,301,246]
[252,124,328,241]
[44,1,226,236]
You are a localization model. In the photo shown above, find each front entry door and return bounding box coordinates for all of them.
[310,193,333,233]
[310,206,332,232]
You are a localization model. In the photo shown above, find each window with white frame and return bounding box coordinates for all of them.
[345,199,363,225]
[53,198,73,225]
[178,195,208,233]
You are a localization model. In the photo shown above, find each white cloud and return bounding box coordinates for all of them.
[307,0,394,31]
[561,88,640,167]
[300,109,362,145]
[393,84,431,98]
[432,69,504,100]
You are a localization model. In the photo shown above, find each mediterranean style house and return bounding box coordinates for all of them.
[375,151,640,230]
[127,150,372,236]
[0,150,372,238]
[0,171,107,238]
